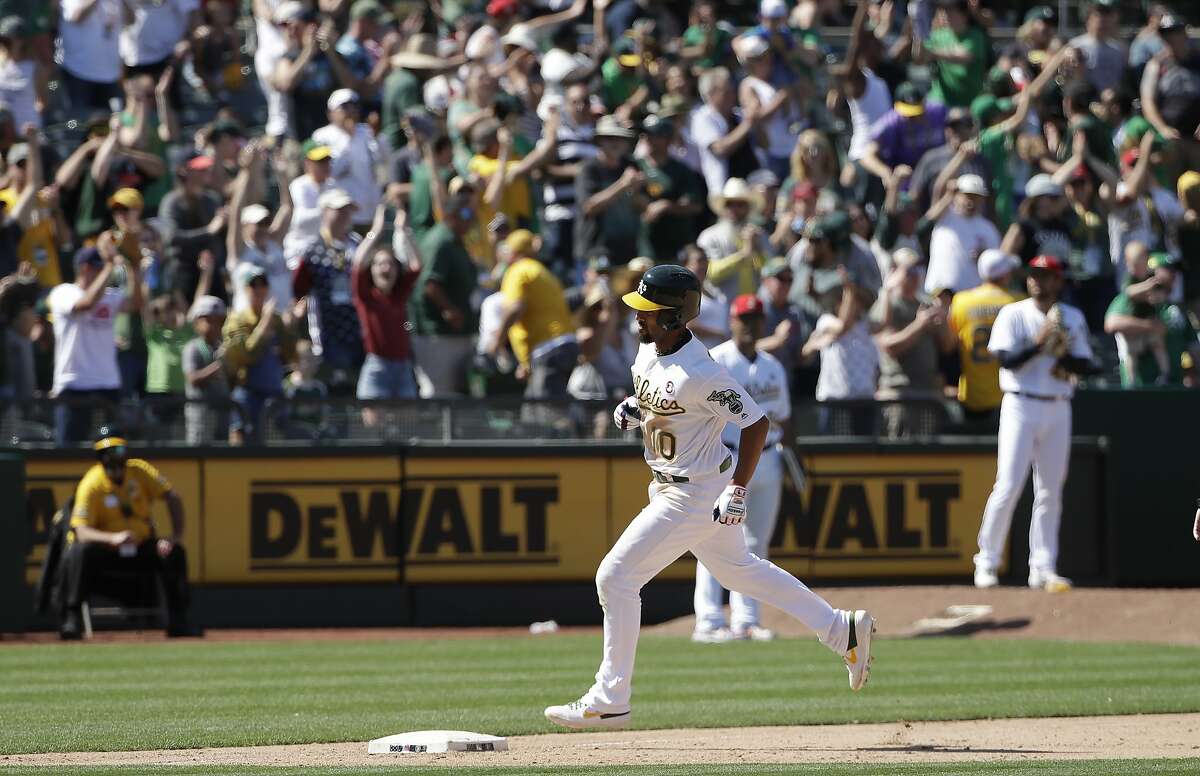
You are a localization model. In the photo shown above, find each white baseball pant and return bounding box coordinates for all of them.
[694,447,784,632]
[583,475,852,712]
[974,393,1072,574]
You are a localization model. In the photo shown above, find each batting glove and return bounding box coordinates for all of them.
[713,484,748,525]
[613,397,641,431]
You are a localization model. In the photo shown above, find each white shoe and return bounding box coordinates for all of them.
[543,698,632,730]
[844,610,875,691]
[974,565,999,588]
[1029,569,1072,592]
[691,626,735,644]
[731,625,775,641]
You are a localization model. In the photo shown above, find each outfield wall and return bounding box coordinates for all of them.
[11,439,1113,629]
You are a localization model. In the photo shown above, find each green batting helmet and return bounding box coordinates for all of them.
[622,263,702,331]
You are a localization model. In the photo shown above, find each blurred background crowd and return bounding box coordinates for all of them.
[0,0,1198,445]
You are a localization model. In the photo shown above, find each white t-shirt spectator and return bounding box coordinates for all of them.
[312,122,382,226]
[120,0,200,67]
[0,59,40,130]
[690,103,733,196]
[232,245,292,313]
[253,0,289,138]
[47,284,125,394]
[284,174,332,260]
[59,0,123,84]
[813,315,878,401]
[1107,183,1185,287]
[926,211,1000,293]
[690,285,730,350]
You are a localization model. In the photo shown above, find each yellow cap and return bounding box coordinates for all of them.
[107,188,144,210]
[894,101,924,118]
[94,436,128,452]
[504,228,536,257]
[306,145,332,162]
[1178,171,1200,201]
[621,290,672,311]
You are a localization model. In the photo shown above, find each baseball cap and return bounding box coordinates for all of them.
[350,0,384,20]
[5,142,27,166]
[189,295,227,321]
[760,0,787,19]
[317,188,355,210]
[893,81,926,118]
[978,249,1020,281]
[761,257,791,278]
[185,154,215,171]
[302,139,332,161]
[238,263,268,287]
[1029,255,1065,274]
[1023,5,1056,24]
[655,94,690,119]
[1177,170,1200,201]
[486,0,518,17]
[73,246,104,268]
[107,187,144,210]
[1159,13,1185,34]
[1025,173,1063,199]
[209,117,245,141]
[640,113,675,138]
[736,34,771,63]
[588,254,611,274]
[327,88,360,111]
[613,37,640,68]
[273,0,305,23]
[747,168,780,189]
[240,204,271,225]
[1148,252,1179,271]
[732,294,765,317]
[946,106,974,127]
[504,228,536,257]
[0,15,27,39]
[956,173,988,197]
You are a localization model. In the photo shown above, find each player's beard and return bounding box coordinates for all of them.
[636,320,653,344]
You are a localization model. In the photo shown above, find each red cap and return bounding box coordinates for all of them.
[487,0,517,16]
[732,294,764,317]
[1120,147,1140,168]
[1029,255,1064,274]
[186,154,215,171]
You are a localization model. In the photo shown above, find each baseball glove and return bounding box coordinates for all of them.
[1042,304,1070,359]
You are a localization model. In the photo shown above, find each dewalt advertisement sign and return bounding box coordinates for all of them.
[24,448,997,585]
[24,458,203,585]
[610,452,993,580]
[203,455,607,583]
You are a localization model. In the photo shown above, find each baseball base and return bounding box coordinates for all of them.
[367,730,509,754]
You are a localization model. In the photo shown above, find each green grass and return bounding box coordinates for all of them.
[1,763,1198,776]
[2,635,1199,755]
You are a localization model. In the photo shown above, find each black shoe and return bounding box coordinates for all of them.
[60,609,82,640]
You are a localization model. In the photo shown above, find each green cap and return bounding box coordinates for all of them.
[350,0,384,20]
[806,212,849,244]
[1148,252,1179,271]
[761,257,791,278]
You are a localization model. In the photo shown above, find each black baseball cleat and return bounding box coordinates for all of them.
[59,608,82,641]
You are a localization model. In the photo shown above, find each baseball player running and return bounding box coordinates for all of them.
[693,294,790,643]
[974,255,1097,592]
[544,265,875,730]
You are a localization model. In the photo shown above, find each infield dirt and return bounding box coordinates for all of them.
[7,714,1200,768]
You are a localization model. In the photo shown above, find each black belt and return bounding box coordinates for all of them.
[652,456,731,485]
[1011,391,1068,402]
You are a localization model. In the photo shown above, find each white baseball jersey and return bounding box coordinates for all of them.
[632,335,765,478]
[987,299,1092,399]
[709,341,790,450]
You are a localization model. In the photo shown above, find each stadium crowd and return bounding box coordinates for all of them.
[0,0,1198,444]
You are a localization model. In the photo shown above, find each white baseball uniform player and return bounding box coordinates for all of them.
[544,264,874,731]
[975,270,1092,590]
[694,339,790,640]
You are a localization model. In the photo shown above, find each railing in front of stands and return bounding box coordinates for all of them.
[1,396,981,447]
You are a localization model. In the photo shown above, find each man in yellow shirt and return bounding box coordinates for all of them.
[58,427,199,639]
[948,250,1022,428]
[491,230,577,397]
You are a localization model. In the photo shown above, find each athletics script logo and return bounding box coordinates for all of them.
[706,389,744,414]
[635,376,685,416]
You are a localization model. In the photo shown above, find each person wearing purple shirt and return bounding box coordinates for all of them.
[859,81,948,191]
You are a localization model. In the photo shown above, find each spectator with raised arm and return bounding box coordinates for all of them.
[227,142,294,315]
[313,89,383,229]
